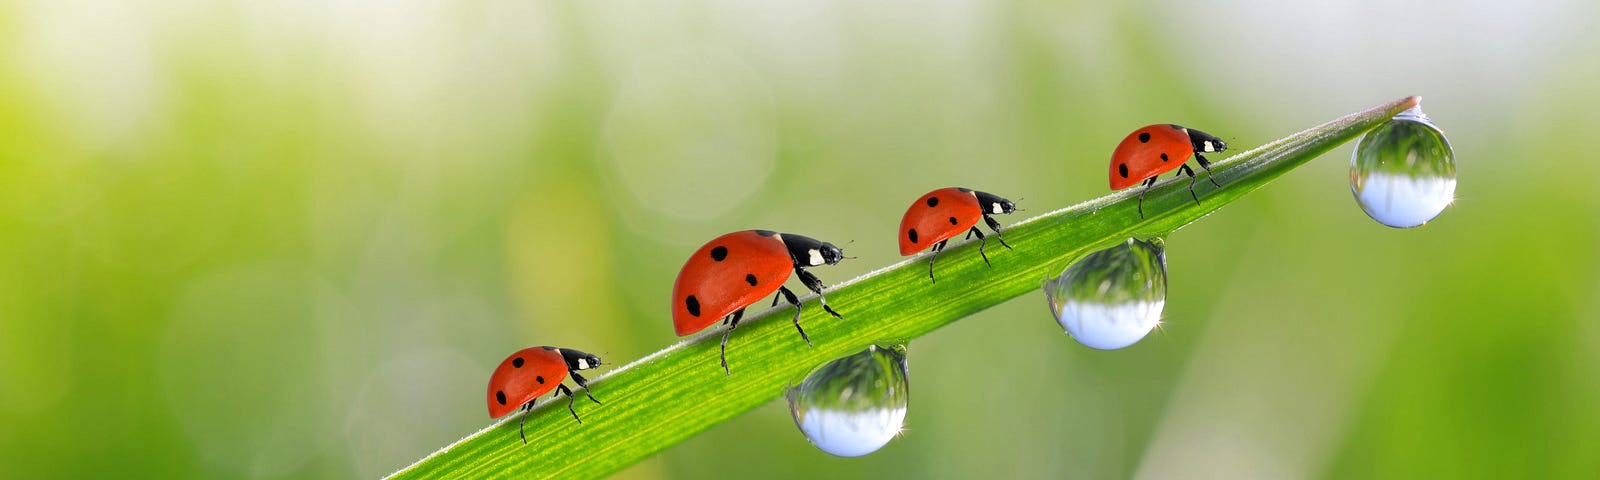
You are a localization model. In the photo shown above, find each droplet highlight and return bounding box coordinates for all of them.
[1350,105,1456,228]
[1044,238,1167,350]
[786,344,909,457]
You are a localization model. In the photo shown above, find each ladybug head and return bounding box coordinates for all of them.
[973,191,1017,216]
[781,233,846,267]
[559,348,602,371]
[1186,128,1228,154]
[816,242,845,266]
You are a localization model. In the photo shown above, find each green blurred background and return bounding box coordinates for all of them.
[2,0,1597,478]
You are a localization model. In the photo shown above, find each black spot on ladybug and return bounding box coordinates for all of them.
[536,376,546,384]
[948,217,958,225]
[710,246,728,261]
[496,390,507,405]
[512,357,524,368]
[745,274,758,286]
[907,228,919,244]
[754,230,778,237]
[1160,153,1169,162]
[926,197,939,207]
[685,295,701,317]
[1138,132,1151,143]
[1118,163,1129,178]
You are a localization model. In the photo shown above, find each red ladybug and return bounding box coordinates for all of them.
[897,187,1016,281]
[486,346,602,443]
[672,230,845,375]
[1109,124,1227,217]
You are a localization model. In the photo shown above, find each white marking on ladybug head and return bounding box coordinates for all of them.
[808,249,824,266]
[1203,141,1216,152]
[992,204,1003,214]
[577,358,590,369]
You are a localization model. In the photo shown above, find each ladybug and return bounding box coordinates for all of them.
[672,230,846,375]
[897,187,1017,281]
[1108,124,1227,217]
[486,346,602,443]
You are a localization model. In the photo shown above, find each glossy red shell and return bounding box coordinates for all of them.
[487,346,569,418]
[898,187,982,255]
[1109,124,1195,190]
[670,230,794,336]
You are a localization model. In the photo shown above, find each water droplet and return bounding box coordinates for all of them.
[786,344,909,457]
[1044,238,1167,350]
[1350,105,1457,228]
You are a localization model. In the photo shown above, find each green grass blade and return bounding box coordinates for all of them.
[386,95,1421,479]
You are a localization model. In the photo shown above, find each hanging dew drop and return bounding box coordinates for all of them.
[1350,104,1457,228]
[786,344,909,457]
[1044,238,1167,350]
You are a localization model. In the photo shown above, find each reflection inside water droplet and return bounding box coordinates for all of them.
[1044,238,1167,350]
[1350,105,1457,228]
[787,344,909,457]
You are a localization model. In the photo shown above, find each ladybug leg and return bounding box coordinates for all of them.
[518,402,534,444]
[1137,177,1158,218]
[794,268,842,319]
[771,291,784,307]
[722,307,746,327]
[1195,153,1223,188]
[1178,164,1202,206]
[569,371,601,405]
[775,286,812,346]
[718,308,746,375]
[927,239,949,282]
[718,309,746,374]
[982,215,1013,251]
[555,384,582,423]
[967,227,992,267]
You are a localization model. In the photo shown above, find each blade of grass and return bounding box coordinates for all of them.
[387,96,1421,479]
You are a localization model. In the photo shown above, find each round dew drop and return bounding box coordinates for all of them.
[1350,105,1457,228]
[786,344,910,457]
[1044,238,1167,350]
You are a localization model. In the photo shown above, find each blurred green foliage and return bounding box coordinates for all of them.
[1,1,1597,479]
